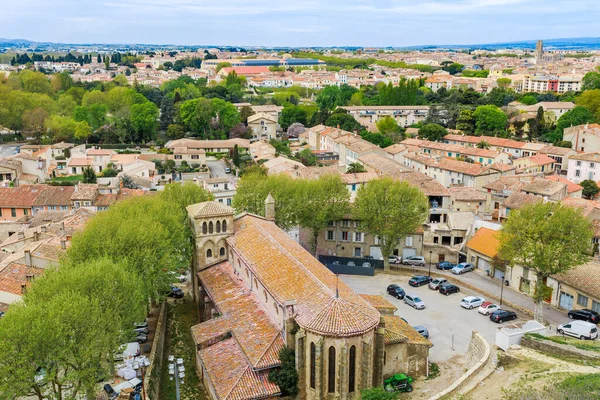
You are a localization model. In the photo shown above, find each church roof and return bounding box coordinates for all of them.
[227,214,380,337]
[187,201,233,218]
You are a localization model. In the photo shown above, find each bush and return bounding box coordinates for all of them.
[268,348,298,396]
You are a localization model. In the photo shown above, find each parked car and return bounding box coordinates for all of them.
[133,326,149,335]
[557,320,598,340]
[225,167,231,174]
[347,261,356,267]
[489,309,517,323]
[428,278,448,290]
[362,262,372,268]
[134,321,148,329]
[387,284,406,299]
[135,333,148,343]
[478,302,500,316]
[436,261,456,270]
[451,263,475,275]
[403,256,426,266]
[438,283,460,295]
[409,275,433,287]
[460,296,485,310]
[568,309,600,324]
[404,294,425,310]
[388,256,402,264]
[167,286,184,298]
[413,325,429,339]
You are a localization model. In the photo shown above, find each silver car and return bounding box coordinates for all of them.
[428,278,448,290]
[404,294,426,310]
[452,262,475,275]
[403,256,426,266]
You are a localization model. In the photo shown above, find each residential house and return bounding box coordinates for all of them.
[249,140,277,162]
[119,160,157,189]
[262,157,306,177]
[172,147,207,167]
[166,138,250,154]
[341,172,379,201]
[563,124,600,153]
[339,106,430,132]
[520,178,568,201]
[247,113,279,140]
[383,144,408,163]
[423,211,475,265]
[545,175,583,198]
[0,262,44,304]
[516,102,575,120]
[86,148,116,174]
[201,178,236,206]
[465,227,504,279]
[537,145,577,173]
[499,192,542,220]
[448,187,486,214]
[0,159,22,186]
[567,152,600,184]
[71,183,98,209]
[513,154,555,175]
[67,157,93,175]
[547,261,600,312]
[401,138,511,165]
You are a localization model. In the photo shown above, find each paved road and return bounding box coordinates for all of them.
[206,160,228,178]
[341,274,532,363]
[0,145,18,158]
[399,265,567,327]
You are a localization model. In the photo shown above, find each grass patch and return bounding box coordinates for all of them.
[159,298,207,400]
[526,332,600,353]
[48,175,84,184]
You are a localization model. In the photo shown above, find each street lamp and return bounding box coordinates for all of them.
[168,355,185,400]
[428,250,432,277]
[500,275,505,306]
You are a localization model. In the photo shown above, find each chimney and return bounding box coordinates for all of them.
[24,250,32,267]
[41,225,47,233]
[33,231,39,242]
[25,274,34,283]
[265,193,275,221]
[60,239,66,250]
[17,232,24,240]
[60,222,65,236]
[21,284,27,295]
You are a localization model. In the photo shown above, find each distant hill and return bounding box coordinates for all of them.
[0,38,37,46]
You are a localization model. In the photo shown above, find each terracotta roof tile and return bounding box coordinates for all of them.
[466,227,500,259]
[448,187,486,202]
[546,176,583,194]
[553,260,600,299]
[382,315,431,346]
[503,192,543,210]
[228,215,380,337]
[0,263,44,295]
[187,201,234,218]
[359,294,397,312]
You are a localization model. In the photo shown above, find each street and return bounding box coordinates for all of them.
[341,273,531,363]
[206,160,228,178]
[0,145,18,158]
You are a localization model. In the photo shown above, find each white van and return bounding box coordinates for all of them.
[557,320,598,340]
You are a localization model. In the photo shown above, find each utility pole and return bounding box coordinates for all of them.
[168,355,185,400]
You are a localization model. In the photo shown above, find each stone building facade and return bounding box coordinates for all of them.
[187,199,430,400]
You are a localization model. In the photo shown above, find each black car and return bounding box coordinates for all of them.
[387,284,406,299]
[167,286,184,298]
[409,276,433,287]
[489,309,517,323]
[436,261,456,271]
[438,283,460,295]
[568,309,600,324]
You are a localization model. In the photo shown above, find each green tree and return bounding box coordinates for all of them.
[354,177,429,272]
[297,148,316,166]
[296,174,350,255]
[582,71,600,91]
[232,144,240,167]
[476,140,490,149]
[280,104,308,130]
[120,174,138,189]
[473,105,508,134]
[129,101,159,142]
[581,179,600,199]
[82,166,97,183]
[240,105,254,124]
[456,109,476,133]
[520,94,538,105]
[347,162,366,173]
[556,105,595,134]
[418,123,448,141]
[376,116,403,142]
[496,77,512,89]
[324,111,363,132]
[211,98,240,135]
[166,123,185,140]
[268,348,299,396]
[499,202,593,322]
[577,89,600,122]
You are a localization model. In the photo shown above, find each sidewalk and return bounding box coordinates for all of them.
[386,264,567,327]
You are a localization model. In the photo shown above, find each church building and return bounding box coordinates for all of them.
[187,197,431,400]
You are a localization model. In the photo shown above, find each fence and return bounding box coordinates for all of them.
[318,255,382,276]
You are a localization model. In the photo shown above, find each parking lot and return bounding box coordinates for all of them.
[341,273,526,363]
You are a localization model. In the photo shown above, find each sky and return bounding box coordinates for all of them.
[1,0,600,47]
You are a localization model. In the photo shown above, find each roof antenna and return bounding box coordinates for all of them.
[335,274,339,298]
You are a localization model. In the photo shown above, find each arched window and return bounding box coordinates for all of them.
[219,247,225,257]
[349,345,356,393]
[222,220,227,232]
[310,343,316,389]
[328,346,336,393]
[263,290,268,302]
[253,278,258,289]
[206,249,212,259]
[208,221,213,234]
[216,221,221,233]
[202,222,207,234]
